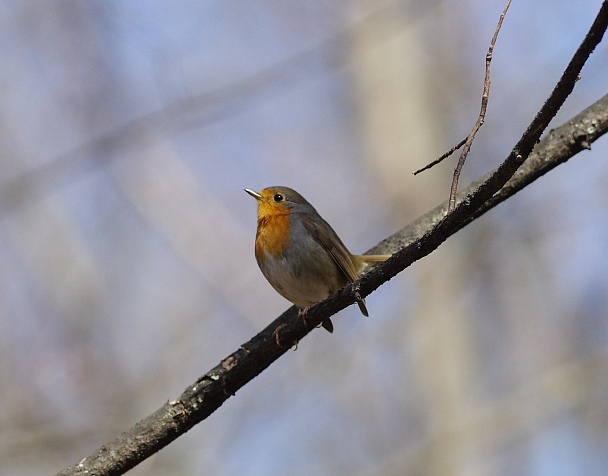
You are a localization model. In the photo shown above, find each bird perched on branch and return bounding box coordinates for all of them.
[245,186,390,332]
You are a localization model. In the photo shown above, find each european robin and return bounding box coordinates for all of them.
[245,186,390,332]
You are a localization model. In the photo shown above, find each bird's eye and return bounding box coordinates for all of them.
[273,193,284,202]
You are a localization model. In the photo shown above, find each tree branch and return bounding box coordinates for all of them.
[56,2,608,475]
[415,0,512,182]
[56,96,608,476]
[448,0,512,211]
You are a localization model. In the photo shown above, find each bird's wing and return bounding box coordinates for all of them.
[300,213,359,283]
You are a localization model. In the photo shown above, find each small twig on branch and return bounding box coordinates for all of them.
[413,137,466,175]
[448,0,512,211]
[414,1,512,194]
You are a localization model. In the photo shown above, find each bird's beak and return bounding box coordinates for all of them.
[245,189,263,200]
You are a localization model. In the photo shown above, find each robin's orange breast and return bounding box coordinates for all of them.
[255,213,291,259]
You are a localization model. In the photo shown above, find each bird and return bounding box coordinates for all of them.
[245,186,390,332]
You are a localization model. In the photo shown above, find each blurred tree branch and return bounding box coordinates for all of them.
[56,2,608,475]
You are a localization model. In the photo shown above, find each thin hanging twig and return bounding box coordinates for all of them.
[448,0,512,211]
[413,0,513,210]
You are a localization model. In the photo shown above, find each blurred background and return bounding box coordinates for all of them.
[1,1,608,475]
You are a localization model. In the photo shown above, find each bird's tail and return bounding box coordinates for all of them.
[353,254,391,274]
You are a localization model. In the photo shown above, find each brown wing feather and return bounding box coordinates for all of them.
[300,213,370,317]
[300,213,359,283]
